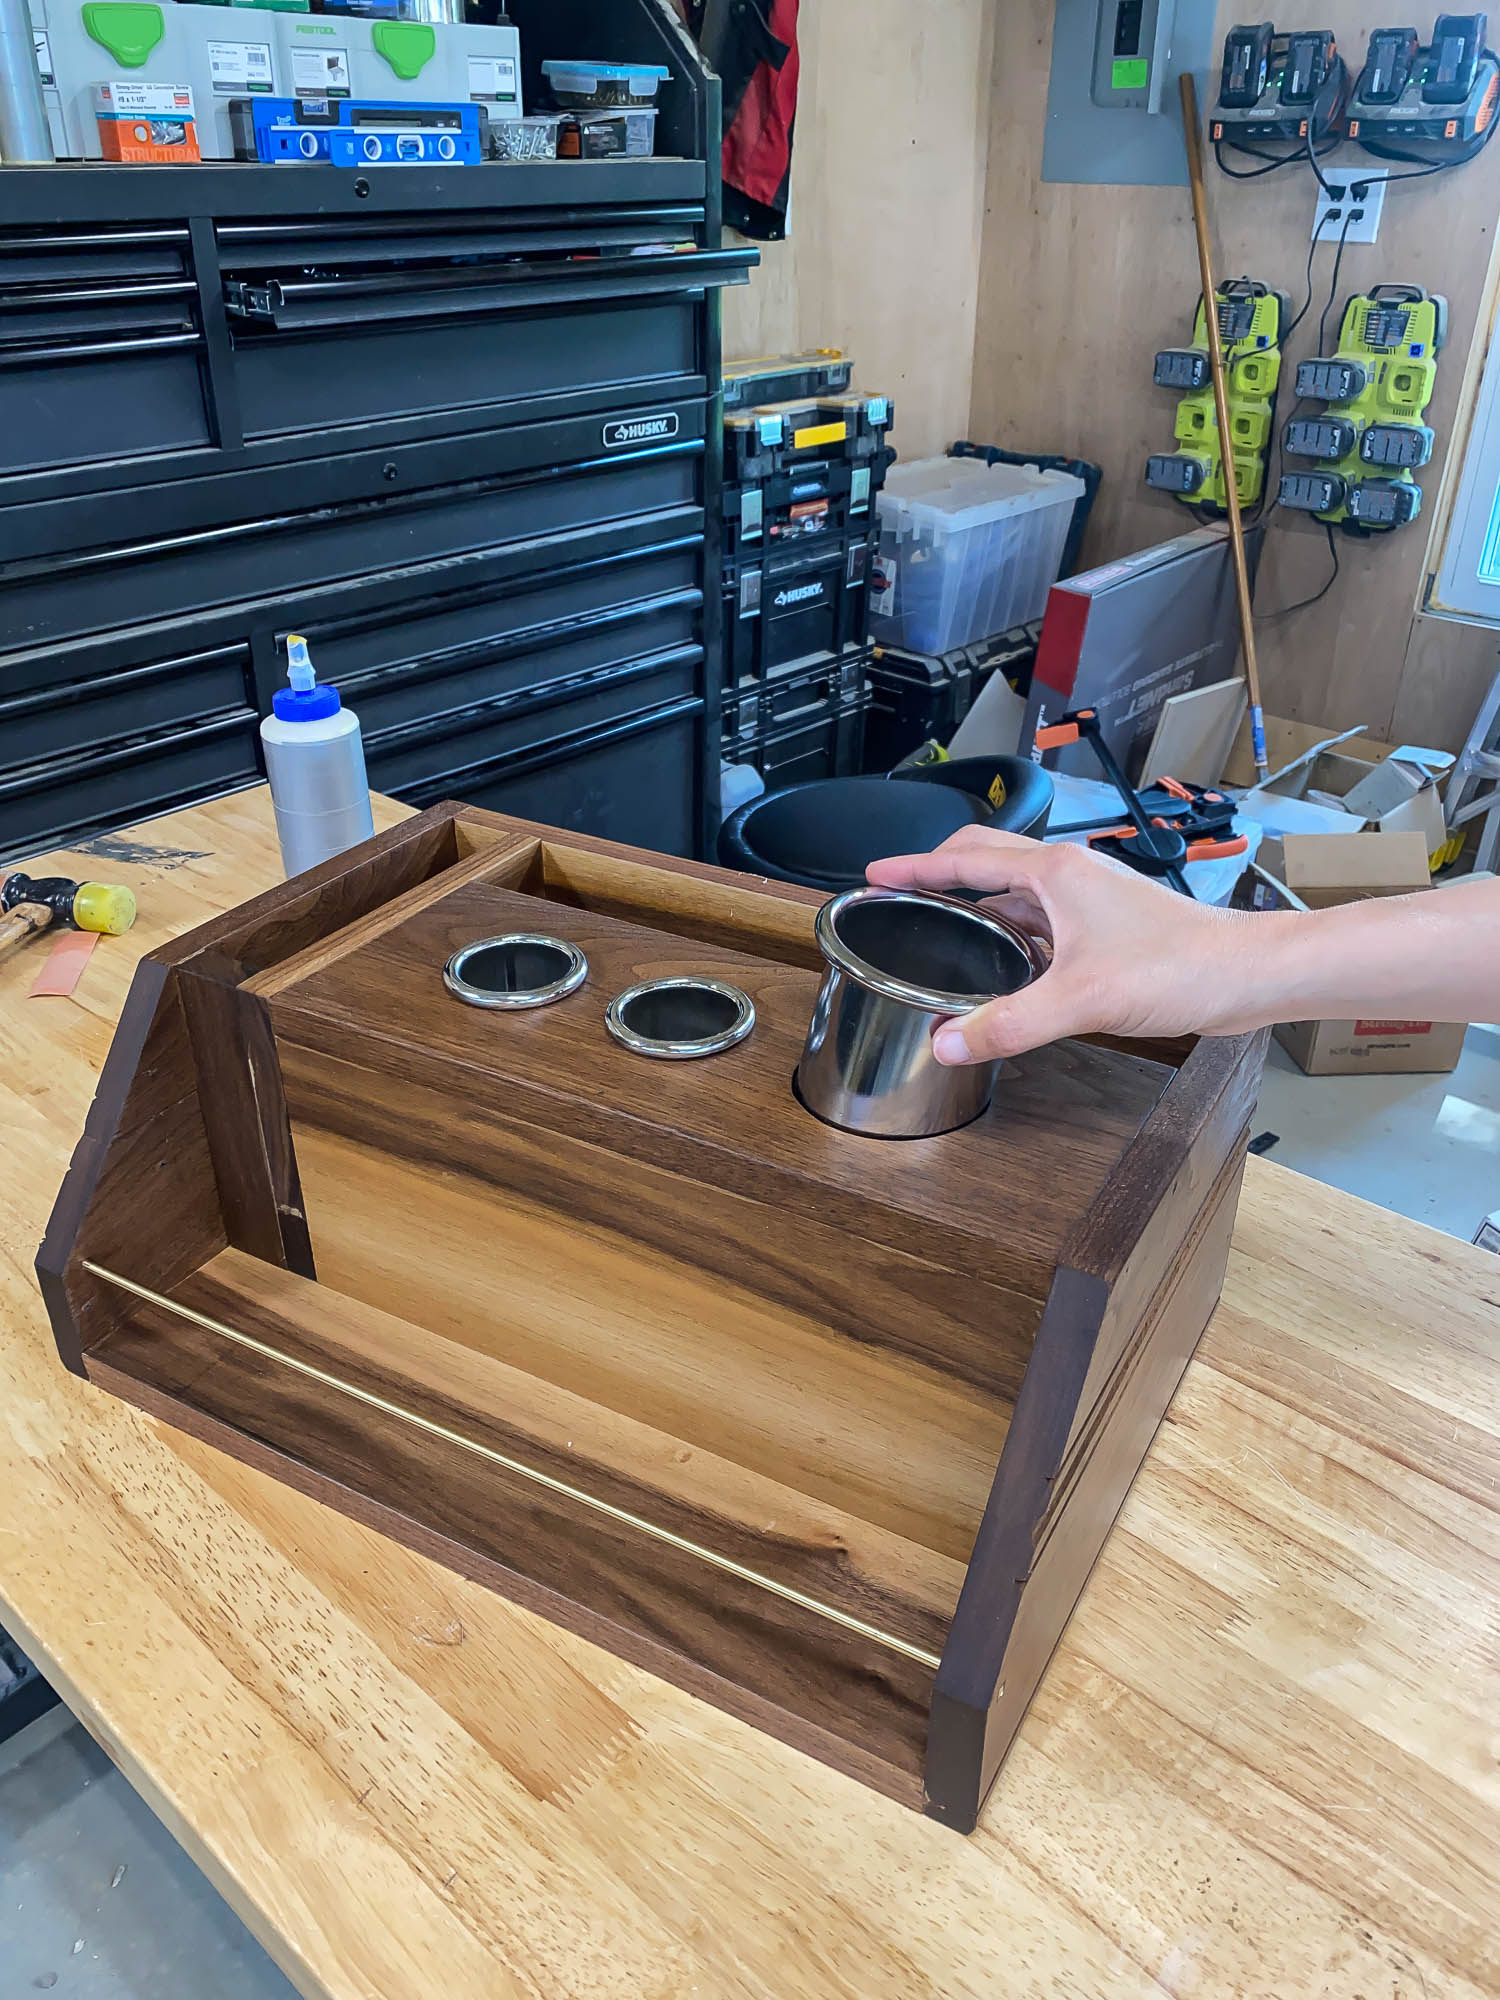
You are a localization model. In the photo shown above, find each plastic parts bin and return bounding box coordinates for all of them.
[559,110,657,158]
[540,59,669,105]
[948,441,1103,577]
[870,456,1084,657]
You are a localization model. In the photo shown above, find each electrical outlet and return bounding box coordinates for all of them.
[1310,168,1388,245]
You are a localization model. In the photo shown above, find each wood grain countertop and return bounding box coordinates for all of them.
[1,788,1497,2000]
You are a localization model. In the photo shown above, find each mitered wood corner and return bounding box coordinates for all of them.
[37,808,1267,1832]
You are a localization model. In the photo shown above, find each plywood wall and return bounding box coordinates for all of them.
[721,0,995,459]
[969,1,1500,751]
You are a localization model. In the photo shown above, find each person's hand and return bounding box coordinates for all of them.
[867,828,1276,1063]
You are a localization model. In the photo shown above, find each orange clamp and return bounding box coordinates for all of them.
[1184,835,1248,863]
[1034,722,1080,750]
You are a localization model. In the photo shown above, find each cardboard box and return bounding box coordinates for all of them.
[1223,714,1389,790]
[94,82,200,162]
[1232,716,1453,857]
[1276,1014,1468,1075]
[1271,830,1468,1074]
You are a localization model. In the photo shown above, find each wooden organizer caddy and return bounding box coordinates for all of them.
[39,803,1267,1832]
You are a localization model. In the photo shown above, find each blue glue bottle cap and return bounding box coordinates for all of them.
[273,633,342,721]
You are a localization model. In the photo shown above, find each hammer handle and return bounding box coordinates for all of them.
[0,901,54,958]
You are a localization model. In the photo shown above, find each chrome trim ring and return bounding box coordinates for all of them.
[604,975,756,1059]
[442,934,588,1010]
[813,886,1042,1014]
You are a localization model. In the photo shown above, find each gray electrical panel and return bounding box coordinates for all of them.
[1090,0,1174,110]
[1043,0,1217,186]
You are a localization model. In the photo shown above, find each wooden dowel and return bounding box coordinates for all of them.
[1179,70,1270,779]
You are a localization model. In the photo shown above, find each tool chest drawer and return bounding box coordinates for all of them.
[0,638,253,770]
[0,523,708,860]
[0,223,209,477]
[233,296,701,444]
[219,216,750,447]
[0,164,739,511]
[399,698,703,856]
[6,394,709,571]
[0,439,703,655]
[298,535,704,731]
[0,701,262,861]
[363,646,701,795]
[0,632,260,858]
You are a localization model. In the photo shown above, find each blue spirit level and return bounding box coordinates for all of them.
[229,94,483,163]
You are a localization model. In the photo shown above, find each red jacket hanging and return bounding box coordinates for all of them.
[695,0,800,240]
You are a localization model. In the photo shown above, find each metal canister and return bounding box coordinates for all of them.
[795,887,1044,1138]
[0,0,54,162]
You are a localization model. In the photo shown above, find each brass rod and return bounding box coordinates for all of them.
[1179,70,1269,779]
[82,1260,943,1673]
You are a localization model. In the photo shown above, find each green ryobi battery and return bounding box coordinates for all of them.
[1347,477,1423,527]
[1145,451,1208,495]
[1284,414,1357,461]
[1278,469,1347,513]
[1360,421,1435,468]
[1284,285,1446,529]
[1146,277,1289,515]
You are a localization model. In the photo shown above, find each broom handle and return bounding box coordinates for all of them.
[1179,70,1269,779]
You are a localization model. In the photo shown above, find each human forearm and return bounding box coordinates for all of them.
[1240,880,1499,1030]
[866,832,1499,1062]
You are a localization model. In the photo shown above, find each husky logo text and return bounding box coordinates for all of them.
[602,413,681,447]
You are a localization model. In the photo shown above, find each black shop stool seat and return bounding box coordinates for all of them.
[716,764,1050,891]
[888,755,1054,830]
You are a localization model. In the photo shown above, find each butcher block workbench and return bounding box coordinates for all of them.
[1,789,1498,2000]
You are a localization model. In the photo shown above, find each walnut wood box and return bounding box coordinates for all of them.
[39,804,1267,1833]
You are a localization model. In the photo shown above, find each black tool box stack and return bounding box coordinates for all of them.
[717,350,894,787]
[863,625,1042,774]
[0,0,757,864]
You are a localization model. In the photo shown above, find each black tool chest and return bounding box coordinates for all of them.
[717,352,893,784]
[0,0,755,862]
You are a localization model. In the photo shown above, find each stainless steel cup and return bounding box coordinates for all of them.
[795,887,1044,1137]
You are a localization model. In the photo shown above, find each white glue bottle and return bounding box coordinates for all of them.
[260,634,375,878]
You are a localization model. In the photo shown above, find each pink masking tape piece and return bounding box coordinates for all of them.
[29,928,100,998]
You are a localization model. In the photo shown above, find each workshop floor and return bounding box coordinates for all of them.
[3,1027,1497,1998]
[1253,1020,1500,1240]
[0,1705,297,1999]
